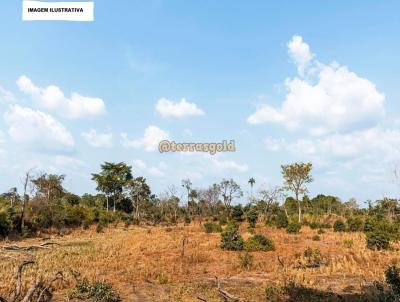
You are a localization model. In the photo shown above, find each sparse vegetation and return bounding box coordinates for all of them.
[1,160,400,300]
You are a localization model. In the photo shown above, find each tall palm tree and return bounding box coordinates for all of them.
[248,177,256,200]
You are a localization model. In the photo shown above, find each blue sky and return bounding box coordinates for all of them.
[0,1,400,204]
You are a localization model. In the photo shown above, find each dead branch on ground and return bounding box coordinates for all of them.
[214,276,241,302]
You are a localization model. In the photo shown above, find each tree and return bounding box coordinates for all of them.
[257,185,284,221]
[92,162,132,212]
[125,176,151,221]
[181,179,192,204]
[248,177,256,201]
[281,162,313,223]
[32,173,66,203]
[219,179,243,215]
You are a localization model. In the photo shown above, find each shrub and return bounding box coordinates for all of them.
[303,247,322,265]
[312,235,320,241]
[184,214,191,225]
[96,220,106,233]
[0,211,11,238]
[71,278,121,302]
[203,222,222,233]
[244,234,274,252]
[333,220,346,232]
[385,265,400,296]
[220,223,244,251]
[231,205,244,222]
[364,217,376,232]
[218,214,228,226]
[286,222,301,234]
[317,228,325,235]
[246,207,258,228]
[238,252,253,270]
[343,239,353,248]
[275,212,289,229]
[366,231,390,250]
[347,217,364,232]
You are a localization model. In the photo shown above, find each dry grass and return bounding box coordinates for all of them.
[1,223,400,301]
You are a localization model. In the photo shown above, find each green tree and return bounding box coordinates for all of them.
[92,162,132,212]
[248,177,256,201]
[125,176,151,221]
[281,162,313,223]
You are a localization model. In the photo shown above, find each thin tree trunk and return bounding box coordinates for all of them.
[106,195,109,211]
[296,192,301,223]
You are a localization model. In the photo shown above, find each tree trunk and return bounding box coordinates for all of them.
[106,195,109,211]
[296,192,301,223]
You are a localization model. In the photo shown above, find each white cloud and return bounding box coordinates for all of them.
[155,98,205,118]
[248,36,385,135]
[132,159,166,177]
[287,35,314,76]
[266,127,400,163]
[121,125,169,151]
[211,157,248,173]
[4,105,74,149]
[54,155,84,169]
[82,129,113,148]
[0,86,15,103]
[16,75,106,119]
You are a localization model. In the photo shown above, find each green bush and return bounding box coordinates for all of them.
[231,205,244,222]
[71,278,121,302]
[286,222,301,234]
[220,223,244,251]
[333,220,346,232]
[385,265,400,297]
[203,222,222,233]
[347,217,364,232]
[246,207,258,228]
[0,211,11,237]
[366,231,390,250]
[244,234,274,252]
[275,212,289,229]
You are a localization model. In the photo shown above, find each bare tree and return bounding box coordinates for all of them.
[257,185,285,221]
[19,169,34,230]
[219,179,243,214]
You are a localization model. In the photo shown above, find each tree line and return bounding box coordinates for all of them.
[0,161,399,251]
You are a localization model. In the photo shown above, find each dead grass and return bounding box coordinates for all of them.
[1,223,400,301]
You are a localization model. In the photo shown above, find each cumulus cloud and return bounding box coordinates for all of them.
[248,36,385,135]
[4,105,74,149]
[132,159,166,177]
[287,35,314,76]
[155,98,205,118]
[82,129,113,148]
[121,125,169,151]
[265,127,400,163]
[16,75,106,119]
[211,157,248,173]
[0,86,15,103]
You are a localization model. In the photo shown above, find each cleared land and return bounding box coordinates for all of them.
[1,222,399,301]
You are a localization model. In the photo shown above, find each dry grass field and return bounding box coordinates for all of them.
[1,222,400,301]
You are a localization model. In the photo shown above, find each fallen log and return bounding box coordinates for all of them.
[0,242,60,252]
[215,276,241,302]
